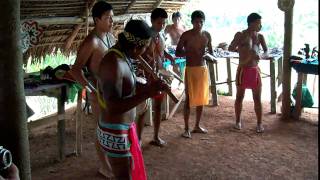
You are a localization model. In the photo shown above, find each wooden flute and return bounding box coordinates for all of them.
[138,55,179,103]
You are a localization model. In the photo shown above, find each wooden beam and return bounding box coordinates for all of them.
[22,13,150,25]
[0,0,31,179]
[153,0,164,9]
[124,0,137,14]
[64,24,82,51]
[21,6,85,11]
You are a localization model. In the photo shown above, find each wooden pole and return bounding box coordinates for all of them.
[57,86,66,161]
[280,3,294,120]
[208,62,218,106]
[153,0,164,9]
[0,0,31,179]
[226,57,233,96]
[270,59,277,113]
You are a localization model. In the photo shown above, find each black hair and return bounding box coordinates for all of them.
[151,8,168,20]
[247,13,261,26]
[172,12,182,20]
[191,10,205,22]
[118,20,154,49]
[92,1,113,23]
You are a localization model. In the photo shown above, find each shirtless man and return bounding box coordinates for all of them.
[228,13,268,133]
[97,19,168,180]
[65,1,115,177]
[165,11,186,46]
[176,10,213,138]
[165,11,187,75]
[140,8,174,147]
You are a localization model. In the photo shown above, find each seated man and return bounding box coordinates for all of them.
[97,20,168,180]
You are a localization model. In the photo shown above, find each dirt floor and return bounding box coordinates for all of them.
[28,96,318,180]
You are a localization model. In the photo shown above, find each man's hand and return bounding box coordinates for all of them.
[203,53,217,63]
[0,163,20,180]
[148,79,170,97]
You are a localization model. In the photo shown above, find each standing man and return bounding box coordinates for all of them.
[64,1,115,178]
[97,19,168,180]
[228,12,268,133]
[140,8,174,146]
[176,10,213,138]
[165,11,186,46]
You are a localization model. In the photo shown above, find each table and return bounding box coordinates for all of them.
[291,58,318,120]
[25,83,68,161]
[211,50,283,113]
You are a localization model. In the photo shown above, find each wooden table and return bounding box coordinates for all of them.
[209,52,283,113]
[291,58,318,120]
[25,83,68,161]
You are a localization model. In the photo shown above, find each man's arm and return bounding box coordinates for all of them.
[259,34,268,53]
[206,31,213,55]
[68,38,94,87]
[228,32,241,52]
[202,31,217,63]
[175,32,186,57]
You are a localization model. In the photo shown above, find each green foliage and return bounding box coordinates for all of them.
[178,0,318,49]
[25,52,75,73]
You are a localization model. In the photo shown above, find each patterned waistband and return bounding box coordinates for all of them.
[97,122,132,158]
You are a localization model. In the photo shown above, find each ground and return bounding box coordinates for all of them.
[28,96,318,180]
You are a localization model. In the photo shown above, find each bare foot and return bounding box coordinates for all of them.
[149,137,166,147]
[234,121,242,130]
[192,127,208,134]
[181,130,192,138]
[256,124,264,133]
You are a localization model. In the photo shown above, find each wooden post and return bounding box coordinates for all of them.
[145,99,153,126]
[277,56,283,86]
[215,62,219,81]
[0,0,31,179]
[280,1,294,120]
[208,62,218,106]
[293,72,303,119]
[226,57,233,96]
[302,74,308,84]
[164,94,170,120]
[75,91,83,156]
[57,86,66,161]
[85,1,90,36]
[168,91,185,119]
[270,58,277,113]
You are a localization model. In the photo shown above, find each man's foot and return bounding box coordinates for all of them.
[98,167,114,179]
[181,130,192,138]
[149,138,166,147]
[234,121,242,130]
[256,124,264,133]
[191,127,208,134]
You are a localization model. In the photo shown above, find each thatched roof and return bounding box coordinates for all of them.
[21,0,188,62]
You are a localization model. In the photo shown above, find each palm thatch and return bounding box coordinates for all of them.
[21,0,188,63]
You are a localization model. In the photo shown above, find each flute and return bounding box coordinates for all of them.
[138,56,179,103]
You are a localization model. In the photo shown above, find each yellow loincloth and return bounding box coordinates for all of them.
[185,66,209,107]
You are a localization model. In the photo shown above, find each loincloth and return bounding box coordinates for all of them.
[236,66,261,89]
[185,66,209,107]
